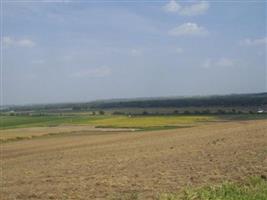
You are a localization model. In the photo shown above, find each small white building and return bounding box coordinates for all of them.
[257,109,264,114]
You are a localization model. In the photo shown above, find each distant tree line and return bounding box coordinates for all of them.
[90,93,267,109]
[112,109,262,116]
[2,93,266,113]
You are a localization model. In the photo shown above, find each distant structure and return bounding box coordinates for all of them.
[8,110,15,115]
[257,108,265,114]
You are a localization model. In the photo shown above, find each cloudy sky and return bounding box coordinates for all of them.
[2,0,267,105]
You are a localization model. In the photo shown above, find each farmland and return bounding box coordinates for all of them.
[0,115,106,130]
[2,113,267,130]
[2,113,267,142]
[0,115,208,129]
[0,114,216,141]
[1,111,267,199]
[1,117,267,199]
[1,94,267,199]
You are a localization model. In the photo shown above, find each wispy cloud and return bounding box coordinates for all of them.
[203,58,235,69]
[3,36,36,48]
[163,0,181,13]
[169,23,208,37]
[216,58,234,67]
[163,0,209,16]
[71,66,111,78]
[239,37,267,46]
[130,48,143,56]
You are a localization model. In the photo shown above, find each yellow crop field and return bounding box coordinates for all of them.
[86,115,216,128]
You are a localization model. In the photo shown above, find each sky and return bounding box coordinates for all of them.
[1,0,267,105]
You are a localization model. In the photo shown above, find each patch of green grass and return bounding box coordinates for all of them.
[0,115,108,130]
[110,177,267,200]
[1,114,266,130]
[158,176,267,200]
[0,115,215,130]
[0,115,67,129]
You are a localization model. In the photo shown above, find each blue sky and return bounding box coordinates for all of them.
[2,0,267,105]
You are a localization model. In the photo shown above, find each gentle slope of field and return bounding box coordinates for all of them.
[0,115,216,142]
[2,119,267,199]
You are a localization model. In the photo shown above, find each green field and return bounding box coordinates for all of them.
[0,115,216,130]
[0,115,108,130]
[1,114,267,130]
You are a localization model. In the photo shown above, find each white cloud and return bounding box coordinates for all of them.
[163,0,209,16]
[239,37,267,46]
[72,66,111,78]
[130,48,142,56]
[163,0,181,13]
[18,39,36,47]
[3,36,35,48]
[203,58,235,69]
[169,23,208,37]
[216,58,234,67]
[176,47,183,54]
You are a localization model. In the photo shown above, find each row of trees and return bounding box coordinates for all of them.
[92,93,267,109]
[3,110,106,116]
[113,109,260,116]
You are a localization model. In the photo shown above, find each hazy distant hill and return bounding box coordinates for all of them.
[3,93,266,112]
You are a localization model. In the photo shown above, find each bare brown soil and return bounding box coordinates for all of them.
[0,126,135,142]
[1,120,267,200]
